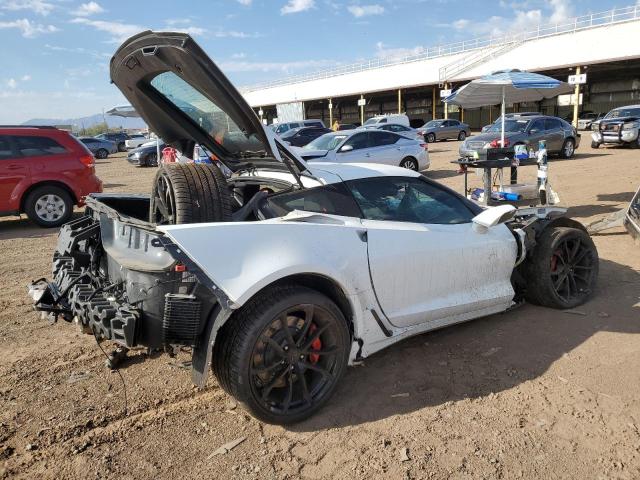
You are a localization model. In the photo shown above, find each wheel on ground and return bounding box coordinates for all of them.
[590,141,600,149]
[95,148,108,159]
[146,152,158,167]
[426,133,436,143]
[24,185,73,228]
[400,157,419,171]
[213,285,350,424]
[457,131,466,141]
[117,142,126,152]
[560,138,575,158]
[523,226,598,309]
[149,163,232,224]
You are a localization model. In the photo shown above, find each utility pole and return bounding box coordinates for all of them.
[443,82,449,120]
[397,89,402,114]
[328,98,333,128]
[432,87,437,120]
[360,94,364,125]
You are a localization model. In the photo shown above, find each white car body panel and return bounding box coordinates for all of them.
[364,219,516,327]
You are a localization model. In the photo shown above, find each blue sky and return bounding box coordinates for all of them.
[0,0,625,123]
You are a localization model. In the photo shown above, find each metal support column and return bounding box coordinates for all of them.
[572,66,581,128]
[443,82,449,120]
[398,89,402,114]
[432,87,437,120]
[328,98,333,129]
[360,94,364,125]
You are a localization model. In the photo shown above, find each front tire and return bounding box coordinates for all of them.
[458,131,466,141]
[24,185,73,228]
[95,148,108,159]
[522,226,598,309]
[213,285,350,424]
[400,157,419,171]
[560,138,575,159]
[117,142,126,152]
[426,133,436,143]
[591,141,600,149]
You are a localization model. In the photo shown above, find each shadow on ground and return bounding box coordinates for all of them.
[291,258,639,431]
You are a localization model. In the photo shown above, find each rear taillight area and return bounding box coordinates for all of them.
[79,154,95,168]
[420,143,429,150]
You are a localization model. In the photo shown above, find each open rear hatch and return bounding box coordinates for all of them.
[110,30,306,178]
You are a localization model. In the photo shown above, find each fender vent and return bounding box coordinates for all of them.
[162,294,201,346]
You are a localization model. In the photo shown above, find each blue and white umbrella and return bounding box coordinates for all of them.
[444,69,573,146]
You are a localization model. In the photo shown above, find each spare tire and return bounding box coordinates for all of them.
[149,163,233,225]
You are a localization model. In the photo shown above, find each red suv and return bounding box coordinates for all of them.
[0,127,103,227]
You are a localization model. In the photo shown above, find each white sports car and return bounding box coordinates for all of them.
[29,32,599,424]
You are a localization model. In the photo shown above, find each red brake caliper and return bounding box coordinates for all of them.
[308,324,322,365]
[551,249,561,272]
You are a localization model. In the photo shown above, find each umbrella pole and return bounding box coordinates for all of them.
[156,137,160,167]
[501,86,506,147]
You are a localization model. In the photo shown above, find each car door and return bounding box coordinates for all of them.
[347,176,517,328]
[334,131,372,163]
[544,118,564,152]
[367,131,401,165]
[526,118,546,147]
[436,120,452,140]
[445,120,460,139]
[0,135,27,213]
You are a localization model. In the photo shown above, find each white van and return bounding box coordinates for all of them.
[363,114,410,127]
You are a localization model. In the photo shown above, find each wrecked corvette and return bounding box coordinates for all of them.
[28,32,599,424]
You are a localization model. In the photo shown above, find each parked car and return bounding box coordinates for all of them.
[418,119,470,142]
[280,126,332,147]
[299,129,429,171]
[361,123,418,137]
[78,137,118,159]
[481,112,540,133]
[124,133,149,149]
[363,114,410,127]
[336,123,357,131]
[272,120,325,136]
[96,132,130,152]
[0,126,102,227]
[576,112,603,131]
[625,185,640,241]
[28,31,598,425]
[590,105,640,149]
[127,141,165,167]
[460,115,580,159]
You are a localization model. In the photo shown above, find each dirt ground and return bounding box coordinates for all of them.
[1,139,639,480]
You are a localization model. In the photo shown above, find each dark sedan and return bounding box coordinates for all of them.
[459,115,580,159]
[280,126,332,147]
[127,141,164,167]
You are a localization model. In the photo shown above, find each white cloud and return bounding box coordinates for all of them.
[281,0,314,15]
[548,0,572,23]
[7,78,17,88]
[347,4,384,18]
[221,58,334,74]
[163,18,207,36]
[21,74,31,81]
[70,17,143,42]
[236,0,252,4]
[72,2,105,17]
[1,0,54,16]
[0,18,58,37]
[374,41,425,60]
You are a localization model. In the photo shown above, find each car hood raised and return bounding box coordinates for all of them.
[110,31,306,176]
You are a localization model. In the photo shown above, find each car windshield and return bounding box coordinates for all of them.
[423,121,443,128]
[363,118,380,125]
[605,107,640,119]
[150,71,266,156]
[304,134,347,150]
[486,119,530,133]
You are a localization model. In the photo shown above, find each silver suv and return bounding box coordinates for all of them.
[591,105,640,149]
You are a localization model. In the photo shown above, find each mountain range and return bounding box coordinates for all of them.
[21,113,147,130]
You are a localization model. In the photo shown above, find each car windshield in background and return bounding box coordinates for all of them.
[304,134,347,150]
[150,71,265,156]
[363,118,379,125]
[423,121,443,128]
[605,108,640,119]
[487,119,530,133]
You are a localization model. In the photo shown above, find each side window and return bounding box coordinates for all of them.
[267,183,362,218]
[0,136,15,160]
[378,118,387,124]
[14,135,67,157]
[528,119,544,132]
[544,118,561,130]
[347,177,474,224]
[370,131,398,147]
[449,120,459,126]
[343,132,369,151]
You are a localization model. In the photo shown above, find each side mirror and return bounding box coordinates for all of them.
[339,145,354,153]
[472,205,516,232]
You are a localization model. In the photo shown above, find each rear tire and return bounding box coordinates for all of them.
[458,131,466,141]
[149,163,232,224]
[96,148,108,159]
[426,133,436,143]
[117,142,126,152]
[400,157,419,171]
[212,285,350,424]
[522,226,598,309]
[24,185,73,228]
[146,152,158,167]
[591,141,600,149]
